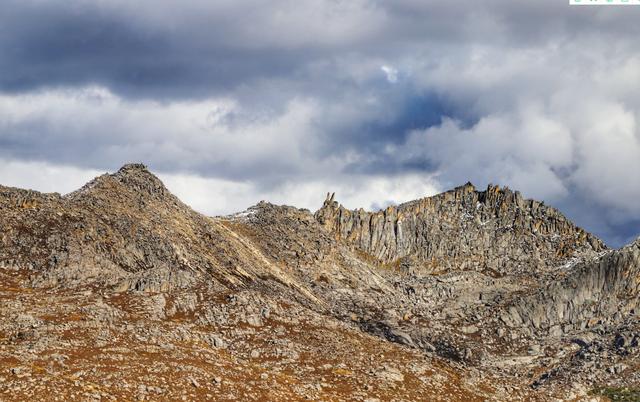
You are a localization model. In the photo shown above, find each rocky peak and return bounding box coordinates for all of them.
[315,183,606,275]
[109,163,168,195]
[322,192,337,207]
[116,163,149,172]
[65,163,171,206]
[111,163,168,197]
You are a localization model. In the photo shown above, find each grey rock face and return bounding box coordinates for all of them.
[315,183,605,275]
[504,239,640,332]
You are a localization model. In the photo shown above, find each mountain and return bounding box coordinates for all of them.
[0,164,638,401]
[315,183,605,275]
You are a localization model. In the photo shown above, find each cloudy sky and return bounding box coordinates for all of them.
[1,0,639,247]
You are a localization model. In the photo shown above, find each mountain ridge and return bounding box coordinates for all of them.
[0,163,638,401]
[316,181,605,277]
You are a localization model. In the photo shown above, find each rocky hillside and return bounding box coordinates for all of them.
[1,164,638,401]
[1,164,319,299]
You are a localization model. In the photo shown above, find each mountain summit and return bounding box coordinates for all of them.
[316,183,605,275]
[66,163,171,202]
[0,164,638,401]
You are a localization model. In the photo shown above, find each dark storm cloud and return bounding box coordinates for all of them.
[0,1,321,99]
[1,0,639,246]
[3,0,639,99]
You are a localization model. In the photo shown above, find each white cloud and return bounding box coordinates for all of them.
[0,156,440,217]
[162,171,440,216]
[389,40,640,245]
[381,65,399,83]
[0,86,330,179]
[401,112,573,203]
[0,158,102,194]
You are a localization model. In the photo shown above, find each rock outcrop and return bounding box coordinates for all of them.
[504,238,640,333]
[315,183,605,275]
